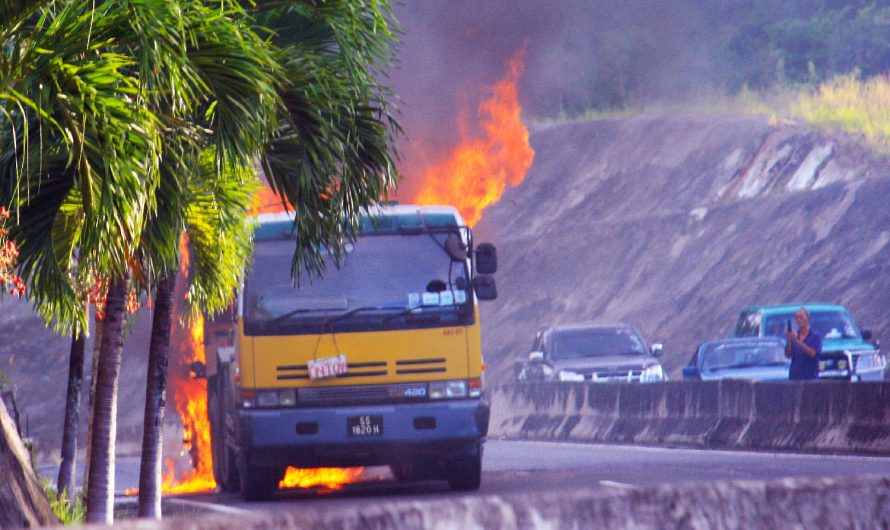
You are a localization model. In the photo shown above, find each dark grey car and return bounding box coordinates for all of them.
[517,323,665,383]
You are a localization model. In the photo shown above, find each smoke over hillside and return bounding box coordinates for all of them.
[390,1,890,199]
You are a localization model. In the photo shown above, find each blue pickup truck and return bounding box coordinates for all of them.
[734,303,884,381]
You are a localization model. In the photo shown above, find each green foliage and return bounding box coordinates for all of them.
[1,1,402,335]
[40,478,85,525]
[255,0,401,280]
[183,149,258,320]
[727,4,890,91]
[790,73,890,152]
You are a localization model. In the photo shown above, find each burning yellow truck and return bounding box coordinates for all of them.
[204,204,498,500]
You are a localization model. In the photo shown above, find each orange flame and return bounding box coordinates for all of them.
[252,184,288,215]
[157,236,217,494]
[155,236,364,495]
[279,467,364,490]
[411,50,535,226]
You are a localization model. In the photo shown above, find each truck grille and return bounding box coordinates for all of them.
[276,357,450,381]
[297,382,429,407]
[395,357,446,375]
[276,361,388,380]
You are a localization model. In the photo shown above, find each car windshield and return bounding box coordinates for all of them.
[701,342,787,371]
[550,327,647,359]
[764,311,860,340]
[243,232,470,333]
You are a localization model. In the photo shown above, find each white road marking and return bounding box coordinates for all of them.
[598,480,634,489]
[165,497,252,516]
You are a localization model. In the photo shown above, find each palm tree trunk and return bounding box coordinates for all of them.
[81,315,104,502]
[85,274,130,525]
[56,330,86,498]
[137,271,176,519]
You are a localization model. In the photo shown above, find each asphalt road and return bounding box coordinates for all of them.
[115,440,890,517]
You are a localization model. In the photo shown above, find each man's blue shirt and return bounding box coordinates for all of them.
[789,330,822,380]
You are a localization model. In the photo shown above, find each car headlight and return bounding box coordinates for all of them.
[429,380,467,399]
[641,364,665,383]
[255,389,297,408]
[838,359,848,370]
[557,370,585,382]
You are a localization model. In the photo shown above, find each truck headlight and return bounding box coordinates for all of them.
[429,380,467,399]
[557,370,585,382]
[641,364,665,383]
[256,389,297,408]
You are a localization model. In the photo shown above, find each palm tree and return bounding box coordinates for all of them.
[0,0,273,522]
[2,0,402,522]
[253,0,401,276]
[55,330,85,498]
[137,156,258,518]
[134,1,403,516]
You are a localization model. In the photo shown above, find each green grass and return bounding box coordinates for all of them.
[40,478,85,525]
[791,74,890,152]
[533,74,890,153]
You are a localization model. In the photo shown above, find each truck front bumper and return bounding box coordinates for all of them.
[237,398,489,468]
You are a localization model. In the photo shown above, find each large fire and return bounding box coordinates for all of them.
[161,237,217,494]
[150,48,532,499]
[410,50,535,226]
[158,223,364,496]
[279,467,364,490]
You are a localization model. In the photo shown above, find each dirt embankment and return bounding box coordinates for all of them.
[476,115,890,381]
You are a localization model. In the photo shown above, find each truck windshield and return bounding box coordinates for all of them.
[764,311,861,340]
[551,328,647,359]
[243,232,472,335]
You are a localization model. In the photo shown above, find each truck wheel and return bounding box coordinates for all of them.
[389,463,419,482]
[222,445,241,492]
[239,462,280,501]
[208,375,224,487]
[446,452,481,491]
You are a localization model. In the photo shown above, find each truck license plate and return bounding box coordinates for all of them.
[348,415,383,437]
[308,355,348,380]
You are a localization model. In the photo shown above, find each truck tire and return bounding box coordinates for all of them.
[208,374,224,487]
[389,463,421,482]
[239,457,280,501]
[446,451,481,491]
[213,361,241,491]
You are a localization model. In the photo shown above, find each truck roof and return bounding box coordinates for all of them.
[254,204,466,241]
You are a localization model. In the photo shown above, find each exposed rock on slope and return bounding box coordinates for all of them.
[476,116,890,380]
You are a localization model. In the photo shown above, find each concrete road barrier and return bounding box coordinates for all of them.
[489,381,890,455]
[61,475,890,529]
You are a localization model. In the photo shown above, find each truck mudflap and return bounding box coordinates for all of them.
[237,398,489,468]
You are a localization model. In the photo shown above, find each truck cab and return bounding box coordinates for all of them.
[205,205,497,499]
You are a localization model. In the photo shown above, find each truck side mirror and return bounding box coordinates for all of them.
[475,243,497,274]
[473,275,497,300]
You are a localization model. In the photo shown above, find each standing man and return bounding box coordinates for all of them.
[785,307,822,380]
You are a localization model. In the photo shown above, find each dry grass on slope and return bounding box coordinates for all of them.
[791,74,890,152]
[537,74,890,153]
